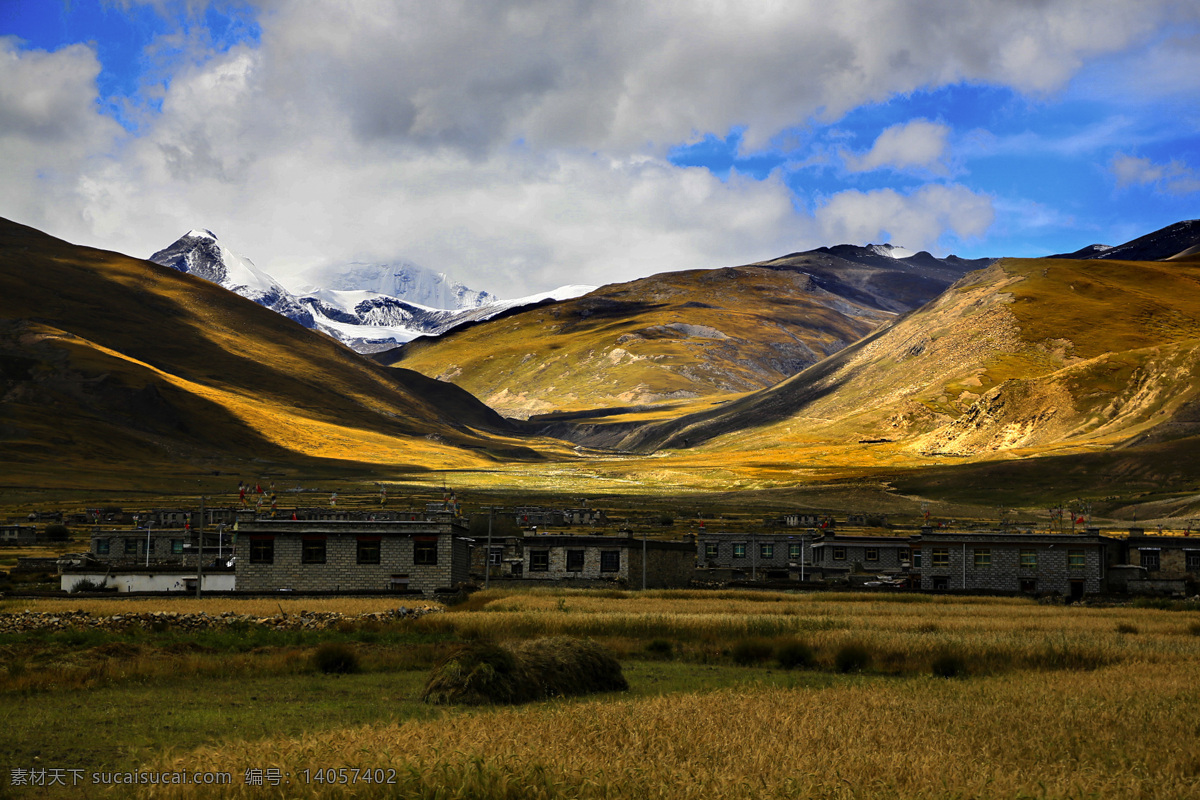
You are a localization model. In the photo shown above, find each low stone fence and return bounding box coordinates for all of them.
[0,606,442,634]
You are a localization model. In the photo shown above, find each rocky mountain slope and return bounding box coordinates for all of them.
[379,245,989,419]
[0,218,538,487]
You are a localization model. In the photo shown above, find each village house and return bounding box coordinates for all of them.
[1110,529,1200,594]
[809,533,915,580]
[696,531,816,580]
[232,512,470,595]
[516,533,695,588]
[0,524,37,546]
[86,526,234,567]
[915,528,1112,599]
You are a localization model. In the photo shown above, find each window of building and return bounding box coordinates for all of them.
[789,543,801,559]
[1020,549,1037,568]
[833,547,847,561]
[909,549,922,568]
[566,549,585,571]
[705,542,719,559]
[1139,550,1159,571]
[931,548,949,568]
[732,543,746,559]
[171,539,184,555]
[865,548,880,562]
[1186,552,1200,572]
[95,539,110,555]
[301,537,326,565]
[357,538,381,565]
[489,547,503,566]
[124,538,140,555]
[1068,549,1086,569]
[414,541,438,566]
[530,550,550,572]
[973,549,991,568]
[249,537,274,564]
[760,543,774,559]
[600,550,620,573]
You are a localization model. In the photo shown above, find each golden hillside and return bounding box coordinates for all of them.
[616,257,1200,466]
[381,265,898,419]
[0,218,543,489]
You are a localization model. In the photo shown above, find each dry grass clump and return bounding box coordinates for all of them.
[421,637,627,706]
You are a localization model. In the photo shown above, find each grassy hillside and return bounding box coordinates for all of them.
[0,218,547,490]
[586,257,1200,504]
[382,265,895,418]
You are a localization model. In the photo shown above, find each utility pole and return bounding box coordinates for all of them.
[196,496,205,599]
[144,520,153,567]
[642,527,647,591]
[485,506,494,589]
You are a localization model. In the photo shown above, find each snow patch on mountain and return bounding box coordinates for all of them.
[289,260,497,310]
[868,243,916,259]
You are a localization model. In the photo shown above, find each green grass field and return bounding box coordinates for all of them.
[4,589,1200,798]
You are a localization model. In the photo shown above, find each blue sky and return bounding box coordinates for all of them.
[2,0,1199,293]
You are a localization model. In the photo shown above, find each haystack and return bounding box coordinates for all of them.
[422,637,628,705]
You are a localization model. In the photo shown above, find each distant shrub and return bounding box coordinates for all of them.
[775,640,815,670]
[312,642,360,674]
[422,637,627,705]
[645,639,674,659]
[834,642,872,674]
[1115,623,1139,635]
[930,652,968,679]
[44,524,70,541]
[70,578,103,593]
[731,638,774,666]
[658,516,675,526]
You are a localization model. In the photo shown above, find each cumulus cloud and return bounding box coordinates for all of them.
[844,119,951,174]
[814,185,995,251]
[1111,153,1200,195]
[3,0,1193,294]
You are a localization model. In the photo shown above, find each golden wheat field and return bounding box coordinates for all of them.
[128,589,1200,799]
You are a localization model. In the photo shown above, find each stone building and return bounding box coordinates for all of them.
[232,515,470,595]
[696,531,815,580]
[0,525,37,546]
[1114,531,1200,593]
[88,527,233,567]
[810,533,915,576]
[518,534,695,588]
[915,529,1112,598]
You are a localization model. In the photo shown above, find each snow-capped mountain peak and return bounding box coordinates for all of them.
[149,231,315,329]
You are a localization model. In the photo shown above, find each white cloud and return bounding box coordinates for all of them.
[1111,153,1200,195]
[3,1,1194,294]
[814,184,995,251]
[844,119,951,174]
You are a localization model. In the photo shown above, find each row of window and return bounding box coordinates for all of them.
[96,538,188,556]
[928,548,1085,569]
[247,538,438,566]
[529,549,620,572]
[704,543,804,560]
